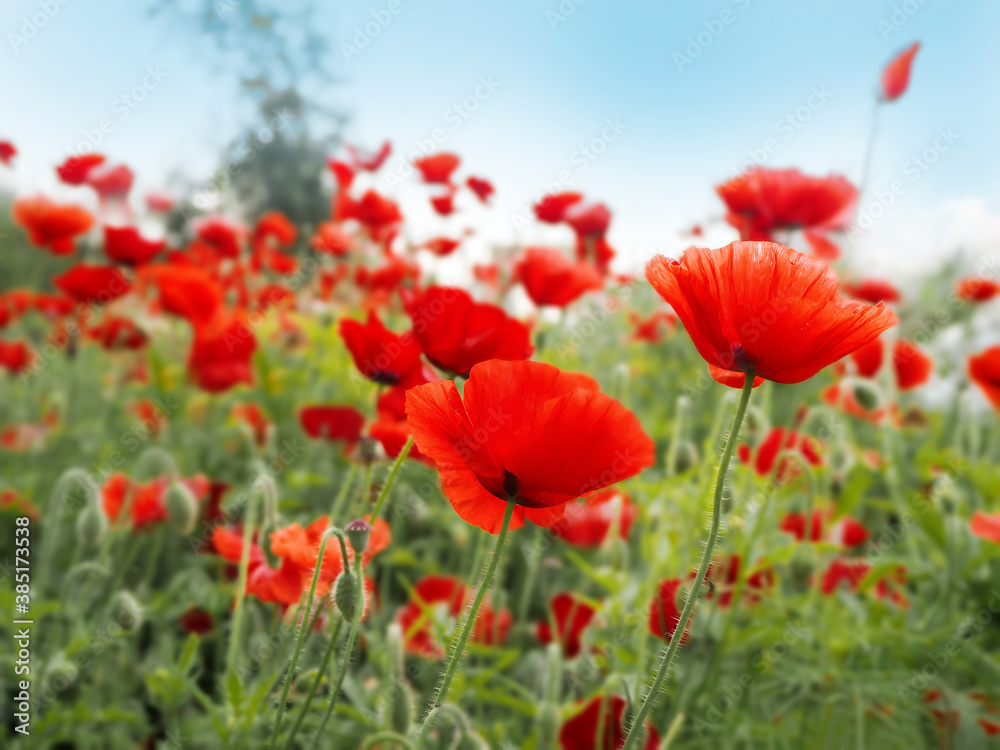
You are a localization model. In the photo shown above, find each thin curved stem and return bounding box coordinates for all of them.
[416,704,472,748]
[427,496,517,712]
[622,374,756,750]
[270,527,339,748]
[225,495,259,681]
[370,436,413,522]
[281,616,345,750]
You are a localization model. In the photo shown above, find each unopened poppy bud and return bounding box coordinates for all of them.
[788,548,814,589]
[671,440,699,475]
[76,503,108,549]
[357,436,379,465]
[743,405,768,435]
[851,379,882,412]
[345,519,372,554]
[111,590,144,632]
[165,481,198,535]
[333,570,360,620]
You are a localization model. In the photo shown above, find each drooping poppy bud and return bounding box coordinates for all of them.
[333,570,360,620]
[76,502,109,549]
[164,481,199,535]
[880,42,920,102]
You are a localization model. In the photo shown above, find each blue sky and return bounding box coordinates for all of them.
[2,0,999,276]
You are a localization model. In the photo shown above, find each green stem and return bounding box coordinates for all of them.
[427,496,517,711]
[329,462,358,523]
[621,374,756,750]
[416,704,472,748]
[270,527,341,749]
[225,493,259,682]
[370,436,413,522]
[308,545,366,748]
[281,616,345,750]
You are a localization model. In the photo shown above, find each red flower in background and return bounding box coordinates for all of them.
[143,265,224,326]
[179,608,214,635]
[559,695,660,750]
[0,140,17,165]
[466,176,494,203]
[646,242,897,383]
[196,218,243,259]
[892,339,933,391]
[405,360,655,533]
[716,168,856,241]
[311,222,354,256]
[252,211,297,248]
[649,578,690,643]
[421,236,461,257]
[956,277,1000,302]
[339,312,426,387]
[969,346,1000,410]
[549,488,637,547]
[971,512,1000,544]
[803,230,841,261]
[104,226,165,266]
[414,153,460,184]
[56,153,106,185]
[842,278,901,305]
[629,310,677,344]
[534,192,582,223]
[0,340,33,374]
[403,285,533,377]
[851,337,884,378]
[342,190,402,234]
[145,191,174,212]
[780,509,869,546]
[880,42,920,102]
[822,559,908,608]
[13,197,95,255]
[53,264,131,304]
[537,592,596,658]
[86,164,134,201]
[187,311,257,393]
[299,405,365,442]
[87,317,148,350]
[231,403,270,447]
[102,473,210,528]
[516,247,604,308]
[368,387,432,464]
[739,427,822,480]
[346,140,392,171]
[429,189,456,216]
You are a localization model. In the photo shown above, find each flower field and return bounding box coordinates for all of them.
[2,34,1000,750]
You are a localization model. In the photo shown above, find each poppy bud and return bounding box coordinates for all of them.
[670,440,699,475]
[743,405,769,435]
[165,481,198,535]
[75,502,108,549]
[42,653,79,693]
[345,519,372,554]
[357,436,380,465]
[333,570,360,621]
[111,590,144,632]
[851,379,882,412]
[788,548,815,590]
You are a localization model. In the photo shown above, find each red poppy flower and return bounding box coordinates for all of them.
[179,608,214,635]
[0,140,17,166]
[405,360,655,533]
[327,158,355,190]
[347,141,392,171]
[230,403,270,447]
[969,346,1000,410]
[970,512,1000,544]
[466,176,494,203]
[0,340,33,374]
[252,211,296,247]
[956,277,1000,302]
[473,263,500,287]
[559,695,660,750]
[196,218,243,259]
[702,555,772,607]
[414,153,460,184]
[535,192,582,223]
[842,278,901,305]
[648,578,691,644]
[53,264,131,304]
[104,225,165,266]
[368,387,432,464]
[311,222,354,256]
[708,364,765,390]
[56,153,106,185]
[422,236,461,256]
[851,337,884,378]
[780,509,869,546]
[339,311,426,387]
[822,559,908,607]
[354,253,421,294]
[187,310,257,393]
[13,196,95,254]
[564,201,611,238]
[145,191,174,212]
[142,265,223,326]
[629,311,677,344]
[430,189,456,216]
[31,292,76,319]
[717,168,857,241]
[738,427,822,479]
[86,164,134,201]
[892,339,932,391]
[403,285,534,377]
[102,473,209,528]
[344,189,402,232]
[88,317,148,350]
[549,488,636,547]
[537,592,596,658]
[516,247,604,308]
[299,405,365,442]
[645,242,898,383]
[803,230,841,261]
[881,42,920,102]
[396,575,465,658]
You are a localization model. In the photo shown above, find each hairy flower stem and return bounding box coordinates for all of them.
[426,496,517,713]
[282,617,345,750]
[270,528,343,749]
[370,436,413,522]
[225,495,258,683]
[622,374,756,750]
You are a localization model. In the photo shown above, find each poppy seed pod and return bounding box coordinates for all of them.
[75,502,109,549]
[345,519,372,554]
[851,379,883,412]
[164,481,198,535]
